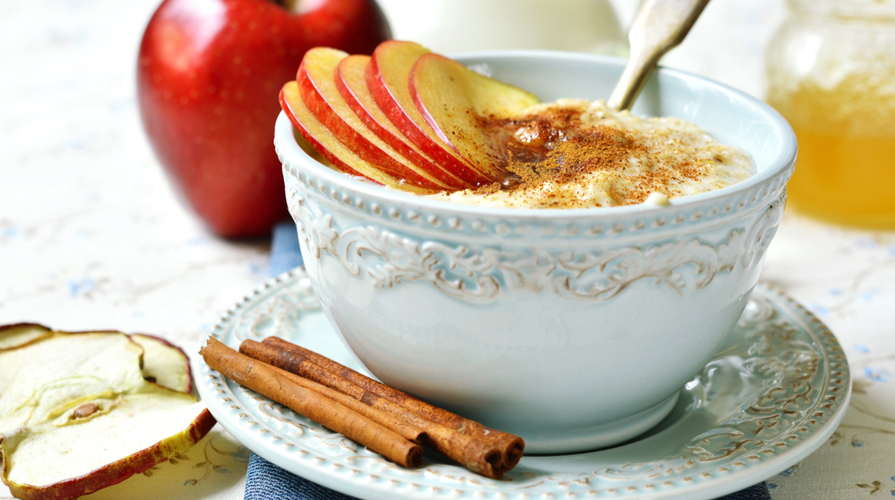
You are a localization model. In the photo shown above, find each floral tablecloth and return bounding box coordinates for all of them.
[1,0,892,499]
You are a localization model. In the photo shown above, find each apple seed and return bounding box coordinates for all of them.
[70,402,98,420]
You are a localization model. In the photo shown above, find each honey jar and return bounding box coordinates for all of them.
[766,0,895,227]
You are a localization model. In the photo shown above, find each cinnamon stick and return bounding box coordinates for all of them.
[273,366,424,443]
[200,338,422,468]
[241,338,524,478]
[263,337,523,460]
[240,339,503,476]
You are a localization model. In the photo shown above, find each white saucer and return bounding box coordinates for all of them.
[195,269,850,500]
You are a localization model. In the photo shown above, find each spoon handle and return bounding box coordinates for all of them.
[607,0,710,111]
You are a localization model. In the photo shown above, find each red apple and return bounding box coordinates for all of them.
[367,41,496,186]
[335,55,467,189]
[410,53,539,176]
[137,0,391,238]
[297,48,447,191]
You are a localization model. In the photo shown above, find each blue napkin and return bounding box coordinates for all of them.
[268,221,303,275]
[250,221,771,500]
[245,454,354,500]
[245,453,771,500]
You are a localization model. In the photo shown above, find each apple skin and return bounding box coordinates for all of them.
[137,0,391,238]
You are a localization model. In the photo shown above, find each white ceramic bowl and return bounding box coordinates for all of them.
[274,51,796,454]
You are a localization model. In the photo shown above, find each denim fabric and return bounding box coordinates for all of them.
[722,481,771,500]
[244,453,770,500]
[269,221,303,276]
[245,453,355,500]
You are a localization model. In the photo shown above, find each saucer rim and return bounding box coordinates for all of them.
[195,268,850,500]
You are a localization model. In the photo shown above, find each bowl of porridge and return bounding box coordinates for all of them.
[274,49,796,454]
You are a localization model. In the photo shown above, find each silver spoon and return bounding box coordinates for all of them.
[607,0,711,111]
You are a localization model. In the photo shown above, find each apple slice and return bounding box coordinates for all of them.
[411,53,540,176]
[0,329,214,500]
[2,390,212,500]
[298,48,450,192]
[335,55,468,190]
[0,324,52,351]
[130,334,193,393]
[0,327,194,395]
[368,41,496,186]
[280,81,369,180]
[280,81,431,194]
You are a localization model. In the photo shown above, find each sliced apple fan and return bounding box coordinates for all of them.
[280,41,540,191]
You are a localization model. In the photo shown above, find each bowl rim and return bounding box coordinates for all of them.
[275,50,796,222]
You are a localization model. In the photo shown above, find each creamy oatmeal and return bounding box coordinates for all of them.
[430,99,754,208]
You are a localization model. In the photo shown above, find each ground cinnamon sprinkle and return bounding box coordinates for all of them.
[476,110,650,203]
[436,100,754,209]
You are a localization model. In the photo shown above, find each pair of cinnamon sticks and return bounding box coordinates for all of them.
[199,336,524,478]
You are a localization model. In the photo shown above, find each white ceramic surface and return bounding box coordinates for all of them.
[274,51,797,453]
[376,0,625,55]
[195,270,850,500]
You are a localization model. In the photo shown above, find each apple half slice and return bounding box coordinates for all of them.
[368,41,496,186]
[280,81,430,193]
[298,47,451,192]
[0,324,52,351]
[0,329,214,500]
[130,334,193,393]
[411,53,540,177]
[2,390,212,500]
[0,326,194,393]
[335,54,468,190]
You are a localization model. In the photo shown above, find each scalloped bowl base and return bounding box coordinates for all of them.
[526,391,680,454]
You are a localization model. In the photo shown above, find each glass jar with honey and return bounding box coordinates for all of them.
[766,0,895,227]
